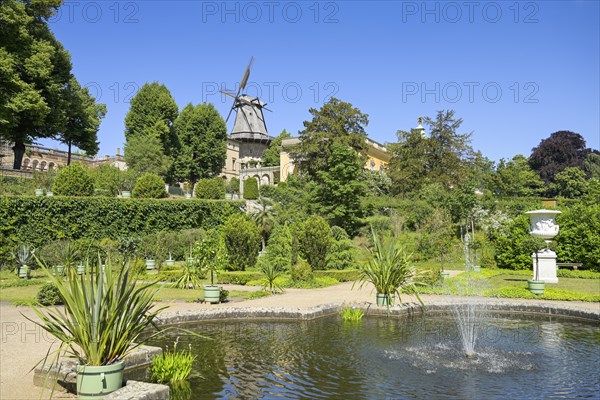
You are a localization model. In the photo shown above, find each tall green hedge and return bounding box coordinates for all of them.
[0,197,243,266]
[243,177,259,200]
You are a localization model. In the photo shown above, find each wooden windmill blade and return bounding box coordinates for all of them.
[239,56,254,92]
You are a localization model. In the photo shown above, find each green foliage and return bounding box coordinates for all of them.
[36,283,63,306]
[251,197,276,251]
[124,133,172,177]
[226,178,240,194]
[0,197,241,266]
[325,239,357,270]
[364,170,392,196]
[219,289,229,302]
[222,214,260,271]
[247,290,272,300]
[355,230,423,305]
[555,204,600,271]
[173,261,203,289]
[583,153,600,180]
[89,165,121,196]
[314,143,366,235]
[52,164,94,196]
[557,269,600,279]
[258,257,284,293]
[314,269,360,282]
[485,286,599,302]
[290,259,314,282]
[341,306,364,321]
[194,177,225,199]
[124,81,178,151]
[172,103,227,184]
[262,129,291,167]
[492,155,544,197]
[551,167,588,198]
[194,230,228,284]
[150,340,196,384]
[133,173,167,198]
[294,97,369,178]
[243,177,259,200]
[217,271,264,285]
[297,215,333,270]
[263,224,292,271]
[30,255,167,366]
[493,215,546,270]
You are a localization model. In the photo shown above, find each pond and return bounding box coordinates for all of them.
[147,313,599,399]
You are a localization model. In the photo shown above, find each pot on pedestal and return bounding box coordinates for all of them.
[525,209,561,285]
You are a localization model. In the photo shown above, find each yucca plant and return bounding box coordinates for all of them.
[27,254,167,367]
[173,260,203,289]
[354,229,424,306]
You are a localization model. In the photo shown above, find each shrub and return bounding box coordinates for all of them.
[0,197,242,266]
[195,178,225,199]
[297,215,333,270]
[325,239,357,270]
[36,284,63,306]
[133,173,167,198]
[226,177,240,194]
[150,340,196,384]
[555,204,600,271]
[52,164,94,196]
[341,306,364,321]
[243,177,259,200]
[313,269,360,282]
[493,215,539,270]
[217,271,264,285]
[290,259,313,282]
[263,224,292,271]
[222,214,260,271]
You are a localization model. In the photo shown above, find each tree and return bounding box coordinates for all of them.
[194,177,225,199]
[387,127,430,195]
[314,143,366,235]
[172,103,227,184]
[262,129,291,167]
[243,177,259,199]
[0,0,102,169]
[89,164,121,196]
[293,98,369,178]
[551,167,588,198]
[52,164,94,196]
[124,130,171,177]
[59,77,106,165]
[583,152,600,180]
[263,224,293,271]
[132,173,167,198]
[492,155,544,197]
[529,131,589,185]
[423,110,473,189]
[297,215,333,270]
[250,197,275,252]
[222,214,261,271]
[124,82,178,148]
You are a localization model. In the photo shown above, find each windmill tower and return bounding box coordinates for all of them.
[221,57,272,166]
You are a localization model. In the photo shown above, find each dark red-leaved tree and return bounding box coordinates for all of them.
[529,131,589,185]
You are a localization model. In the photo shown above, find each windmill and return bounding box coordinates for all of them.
[220,57,272,161]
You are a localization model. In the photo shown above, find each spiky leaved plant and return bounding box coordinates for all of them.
[354,229,424,306]
[27,254,167,367]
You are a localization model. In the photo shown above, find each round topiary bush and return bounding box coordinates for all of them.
[291,259,313,282]
[243,177,259,200]
[195,177,226,199]
[132,173,167,198]
[52,164,95,196]
[36,283,63,306]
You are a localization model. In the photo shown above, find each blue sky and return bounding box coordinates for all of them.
[45,0,599,162]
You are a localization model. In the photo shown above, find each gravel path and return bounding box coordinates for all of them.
[1,277,598,399]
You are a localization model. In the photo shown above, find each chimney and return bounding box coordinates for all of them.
[116,148,121,156]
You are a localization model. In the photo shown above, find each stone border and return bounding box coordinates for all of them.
[156,299,599,327]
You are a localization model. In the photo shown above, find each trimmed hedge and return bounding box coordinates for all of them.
[314,269,360,282]
[0,197,243,266]
[243,177,259,200]
[217,271,264,285]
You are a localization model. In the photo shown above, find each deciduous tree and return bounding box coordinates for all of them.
[529,131,589,185]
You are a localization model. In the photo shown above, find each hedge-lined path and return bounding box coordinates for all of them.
[1,275,598,400]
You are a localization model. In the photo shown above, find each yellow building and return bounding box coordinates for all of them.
[278,136,390,182]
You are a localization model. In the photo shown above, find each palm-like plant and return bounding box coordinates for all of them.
[251,197,275,251]
[27,254,167,366]
[355,229,424,306]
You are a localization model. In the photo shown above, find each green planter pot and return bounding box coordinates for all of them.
[121,191,131,199]
[45,191,53,197]
[184,193,192,199]
[35,189,44,196]
[528,279,545,295]
[376,293,394,306]
[165,259,175,267]
[471,265,481,272]
[18,265,30,279]
[145,259,156,270]
[441,271,450,279]
[54,265,65,276]
[204,285,221,304]
[76,360,124,400]
[77,264,86,275]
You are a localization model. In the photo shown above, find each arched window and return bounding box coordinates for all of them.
[40,161,47,171]
[31,160,39,171]
[22,159,30,169]
[48,162,55,171]
[261,174,270,186]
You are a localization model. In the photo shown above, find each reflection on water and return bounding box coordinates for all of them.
[147,314,599,400]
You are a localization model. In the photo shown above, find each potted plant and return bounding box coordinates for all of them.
[525,236,548,295]
[141,235,158,270]
[28,255,167,398]
[15,244,34,279]
[118,169,136,198]
[195,232,227,304]
[354,229,424,307]
[183,181,192,199]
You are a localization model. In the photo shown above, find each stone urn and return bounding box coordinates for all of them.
[525,210,562,283]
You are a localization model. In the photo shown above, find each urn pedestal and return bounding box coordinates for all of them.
[525,209,561,284]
